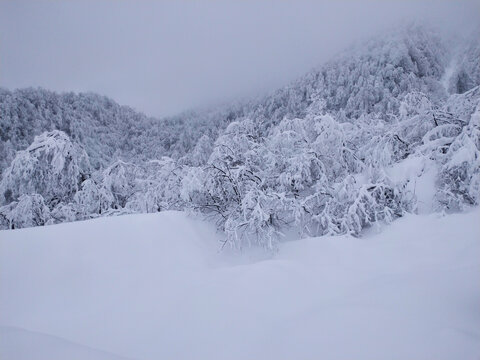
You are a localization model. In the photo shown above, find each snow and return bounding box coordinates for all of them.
[0,327,132,360]
[1,209,480,360]
[385,155,438,214]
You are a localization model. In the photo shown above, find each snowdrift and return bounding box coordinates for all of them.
[1,210,479,359]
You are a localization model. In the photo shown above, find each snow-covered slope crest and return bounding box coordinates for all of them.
[1,209,479,360]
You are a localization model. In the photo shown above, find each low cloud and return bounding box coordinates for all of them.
[1,0,478,117]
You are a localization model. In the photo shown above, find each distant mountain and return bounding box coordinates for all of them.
[2,25,478,173]
[157,24,479,158]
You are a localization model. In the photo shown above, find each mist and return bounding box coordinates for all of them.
[1,0,478,117]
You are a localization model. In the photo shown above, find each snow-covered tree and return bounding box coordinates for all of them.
[0,194,51,229]
[124,158,184,213]
[74,178,115,217]
[449,30,480,94]
[101,160,143,209]
[181,134,214,166]
[0,130,90,206]
[1,23,479,246]
[49,203,77,225]
[436,105,480,210]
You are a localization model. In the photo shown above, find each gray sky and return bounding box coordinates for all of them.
[1,1,478,117]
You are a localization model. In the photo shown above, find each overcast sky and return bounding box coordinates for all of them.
[1,1,478,117]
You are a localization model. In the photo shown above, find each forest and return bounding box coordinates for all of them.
[0,24,479,249]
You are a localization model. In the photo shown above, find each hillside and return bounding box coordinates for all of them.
[2,25,477,171]
[0,89,166,172]
[0,24,479,248]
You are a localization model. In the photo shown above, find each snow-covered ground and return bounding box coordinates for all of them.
[1,209,479,360]
[0,326,131,360]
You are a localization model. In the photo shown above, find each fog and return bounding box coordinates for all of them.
[1,0,478,117]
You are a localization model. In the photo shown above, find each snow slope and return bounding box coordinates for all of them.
[0,326,132,360]
[1,210,479,359]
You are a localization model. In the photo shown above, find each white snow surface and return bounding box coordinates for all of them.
[1,209,479,360]
[0,326,132,360]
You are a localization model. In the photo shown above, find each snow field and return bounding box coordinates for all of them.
[1,209,479,359]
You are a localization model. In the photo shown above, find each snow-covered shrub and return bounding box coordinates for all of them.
[179,166,206,204]
[0,130,90,206]
[356,121,411,168]
[399,91,434,119]
[125,158,184,213]
[297,172,413,237]
[74,179,115,216]
[265,117,323,192]
[191,119,280,247]
[49,203,78,224]
[0,194,51,229]
[337,180,408,235]
[224,188,284,250]
[435,105,480,210]
[189,109,423,248]
[102,160,141,208]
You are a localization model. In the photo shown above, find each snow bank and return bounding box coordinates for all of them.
[1,210,479,360]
